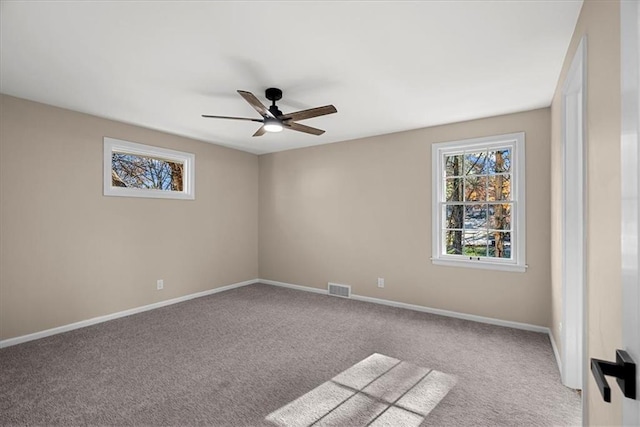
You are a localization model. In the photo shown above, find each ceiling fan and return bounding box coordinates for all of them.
[202,88,337,137]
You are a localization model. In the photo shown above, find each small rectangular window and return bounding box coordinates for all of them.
[432,132,525,272]
[104,137,195,200]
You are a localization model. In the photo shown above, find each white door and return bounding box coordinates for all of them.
[621,0,640,424]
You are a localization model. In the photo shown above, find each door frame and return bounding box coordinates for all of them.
[561,35,587,391]
[621,0,640,424]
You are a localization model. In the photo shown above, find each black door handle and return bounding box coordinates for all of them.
[590,349,636,402]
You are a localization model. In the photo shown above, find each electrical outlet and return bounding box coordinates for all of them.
[157,279,164,290]
[377,278,385,288]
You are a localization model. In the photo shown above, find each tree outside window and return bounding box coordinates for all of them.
[111,153,184,192]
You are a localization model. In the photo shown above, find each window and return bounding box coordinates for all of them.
[104,137,195,199]
[432,132,526,272]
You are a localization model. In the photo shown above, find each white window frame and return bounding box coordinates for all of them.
[431,132,526,272]
[104,137,195,200]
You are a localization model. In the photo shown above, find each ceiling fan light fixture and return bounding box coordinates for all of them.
[263,118,283,133]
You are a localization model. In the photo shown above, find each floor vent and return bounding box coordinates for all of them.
[328,282,351,298]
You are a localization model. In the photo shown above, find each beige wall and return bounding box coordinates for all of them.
[0,95,259,341]
[259,109,551,326]
[550,0,622,425]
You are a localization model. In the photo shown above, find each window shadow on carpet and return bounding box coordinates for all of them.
[265,353,456,427]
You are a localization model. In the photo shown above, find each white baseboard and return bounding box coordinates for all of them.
[0,279,259,349]
[259,279,328,295]
[351,293,549,333]
[260,278,549,333]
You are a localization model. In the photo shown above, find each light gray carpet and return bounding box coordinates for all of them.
[0,283,581,426]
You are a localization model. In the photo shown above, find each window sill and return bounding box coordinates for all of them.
[431,258,527,273]
[104,187,195,200]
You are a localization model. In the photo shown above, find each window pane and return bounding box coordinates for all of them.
[488,232,512,258]
[463,230,488,256]
[487,174,510,201]
[446,178,464,201]
[112,153,184,191]
[445,154,464,176]
[487,149,511,173]
[465,204,487,229]
[445,230,463,255]
[464,176,487,201]
[445,204,464,229]
[489,204,511,230]
[464,151,487,175]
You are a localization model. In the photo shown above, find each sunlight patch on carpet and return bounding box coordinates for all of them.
[265,353,456,427]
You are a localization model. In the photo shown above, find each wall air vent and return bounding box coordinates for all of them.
[327,282,351,298]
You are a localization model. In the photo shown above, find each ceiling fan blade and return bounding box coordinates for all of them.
[237,90,274,118]
[252,126,267,137]
[284,121,325,136]
[202,114,263,123]
[280,105,337,122]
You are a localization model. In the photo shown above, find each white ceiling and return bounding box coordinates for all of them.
[0,1,582,155]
